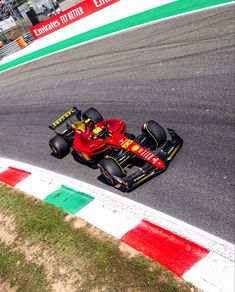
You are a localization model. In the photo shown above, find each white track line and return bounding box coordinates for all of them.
[0,157,233,260]
[16,173,62,200]
[1,2,234,73]
[0,157,234,292]
[183,252,234,292]
[77,199,141,239]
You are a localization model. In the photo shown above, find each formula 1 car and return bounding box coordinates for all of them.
[48,107,183,191]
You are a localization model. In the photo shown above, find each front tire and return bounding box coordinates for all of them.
[49,135,70,158]
[142,120,167,148]
[99,158,124,186]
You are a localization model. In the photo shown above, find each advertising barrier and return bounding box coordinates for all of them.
[30,0,120,39]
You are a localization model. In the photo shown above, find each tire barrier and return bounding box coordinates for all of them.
[0,32,35,59]
[16,36,28,49]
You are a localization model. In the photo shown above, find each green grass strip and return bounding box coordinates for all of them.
[0,184,195,291]
[0,242,49,292]
[44,185,94,214]
[0,0,233,73]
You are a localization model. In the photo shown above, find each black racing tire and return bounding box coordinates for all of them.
[49,135,70,159]
[99,158,123,186]
[142,120,167,147]
[82,107,103,123]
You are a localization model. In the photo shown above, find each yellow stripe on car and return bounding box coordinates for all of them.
[122,139,133,149]
[51,108,77,128]
[132,172,154,187]
[168,144,181,160]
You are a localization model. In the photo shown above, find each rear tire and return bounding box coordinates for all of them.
[82,107,103,123]
[49,135,70,158]
[99,158,123,186]
[142,120,167,148]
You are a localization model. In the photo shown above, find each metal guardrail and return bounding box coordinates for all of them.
[0,32,35,59]
[22,32,35,43]
[0,40,21,58]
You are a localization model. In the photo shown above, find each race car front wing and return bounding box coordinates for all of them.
[113,129,183,191]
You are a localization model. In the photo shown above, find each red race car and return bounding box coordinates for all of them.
[48,107,183,190]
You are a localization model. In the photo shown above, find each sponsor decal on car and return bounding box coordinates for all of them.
[131,145,140,151]
[122,139,133,149]
[50,108,77,129]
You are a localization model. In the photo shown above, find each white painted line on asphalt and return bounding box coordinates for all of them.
[15,173,61,200]
[0,157,234,292]
[0,157,233,259]
[0,0,175,66]
[76,199,141,239]
[0,166,7,173]
[0,1,234,73]
[183,251,235,292]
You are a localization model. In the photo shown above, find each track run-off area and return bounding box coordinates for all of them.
[0,3,234,246]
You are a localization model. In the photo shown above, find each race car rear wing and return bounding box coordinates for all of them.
[48,107,79,131]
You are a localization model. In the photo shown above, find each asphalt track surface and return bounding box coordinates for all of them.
[0,5,234,242]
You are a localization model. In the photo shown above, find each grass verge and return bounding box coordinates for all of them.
[0,242,49,292]
[0,184,196,291]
